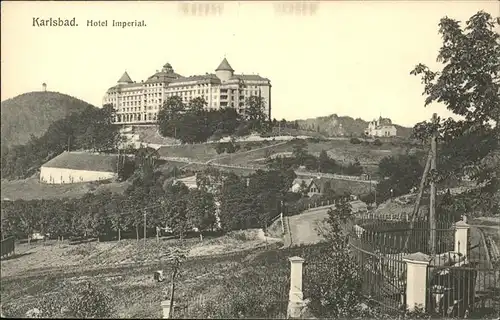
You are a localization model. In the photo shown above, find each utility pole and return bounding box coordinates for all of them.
[143,211,147,246]
[280,200,285,234]
[67,136,71,152]
[403,149,432,251]
[429,113,438,255]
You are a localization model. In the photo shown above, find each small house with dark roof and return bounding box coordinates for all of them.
[40,151,118,184]
[290,178,313,193]
[302,177,340,197]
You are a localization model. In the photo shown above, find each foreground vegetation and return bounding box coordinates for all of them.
[0,201,378,319]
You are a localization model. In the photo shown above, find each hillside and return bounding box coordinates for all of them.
[295,114,413,138]
[1,91,94,148]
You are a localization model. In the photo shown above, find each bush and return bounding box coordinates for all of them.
[305,246,363,318]
[350,137,362,144]
[215,143,226,154]
[210,129,225,141]
[3,280,114,318]
[187,269,288,319]
[373,139,383,146]
[234,123,251,137]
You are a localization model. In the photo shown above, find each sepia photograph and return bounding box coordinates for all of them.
[1,0,499,318]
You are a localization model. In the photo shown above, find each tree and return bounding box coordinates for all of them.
[157,96,185,138]
[16,200,39,243]
[164,182,190,239]
[134,146,159,185]
[188,97,207,115]
[244,96,267,129]
[107,194,126,241]
[219,173,254,231]
[318,150,329,172]
[307,200,364,318]
[376,154,424,203]
[344,159,364,176]
[299,180,309,197]
[186,189,217,232]
[410,11,500,216]
[322,180,336,200]
[292,139,308,165]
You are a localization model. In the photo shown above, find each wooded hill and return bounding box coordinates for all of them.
[1,91,94,148]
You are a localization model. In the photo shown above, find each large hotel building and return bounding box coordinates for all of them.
[103,58,271,124]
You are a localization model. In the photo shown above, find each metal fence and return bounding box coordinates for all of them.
[347,217,457,315]
[348,226,408,314]
[353,217,456,255]
[349,215,499,318]
[426,254,499,318]
[1,236,15,259]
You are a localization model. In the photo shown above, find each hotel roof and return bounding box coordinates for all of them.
[145,70,183,83]
[118,71,134,83]
[216,58,234,72]
[170,73,222,84]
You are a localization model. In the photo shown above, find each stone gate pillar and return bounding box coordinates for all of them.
[287,256,306,318]
[403,252,431,312]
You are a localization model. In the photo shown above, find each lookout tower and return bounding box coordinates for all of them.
[42,83,47,92]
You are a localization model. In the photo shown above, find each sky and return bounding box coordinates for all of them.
[1,1,498,127]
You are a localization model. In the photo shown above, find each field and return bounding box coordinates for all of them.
[157,144,219,162]
[214,139,415,167]
[0,230,296,319]
[305,139,416,165]
[132,126,180,145]
[1,177,131,201]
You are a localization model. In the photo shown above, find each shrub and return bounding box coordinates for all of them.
[210,129,225,141]
[304,246,363,318]
[304,201,366,318]
[3,280,114,318]
[188,268,288,319]
[350,137,362,144]
[215,143,226,154]
[234,123,251,137]
[373,139,383,146]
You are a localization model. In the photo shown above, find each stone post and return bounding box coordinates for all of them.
[403,252,431,312]
[161,300,175,319]
[287,256,306,318]
[455,218,470,258]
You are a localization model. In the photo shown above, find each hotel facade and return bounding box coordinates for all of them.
[102,58,272,125]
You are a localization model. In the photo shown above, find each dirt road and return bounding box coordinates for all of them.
[287,207,331,246]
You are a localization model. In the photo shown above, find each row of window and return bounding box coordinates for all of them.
[106,91,266,107]
[114,105,252,123]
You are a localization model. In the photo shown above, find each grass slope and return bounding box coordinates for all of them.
[0,231,285,318]
[1,91,94,148]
